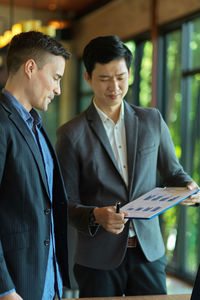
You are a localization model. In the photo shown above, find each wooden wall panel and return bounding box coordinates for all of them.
[72,0,151,56]
[72,0,200,56]
[157,0,200,25]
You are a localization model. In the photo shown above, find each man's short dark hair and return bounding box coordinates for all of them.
[6,31,71,75]
[83,35,133,77]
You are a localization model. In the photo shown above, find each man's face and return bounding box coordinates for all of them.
[30,55,65,111]
[84,58,129,111]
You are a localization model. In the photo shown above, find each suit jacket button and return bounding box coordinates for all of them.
[44,208,51,215]
[44,240,50,246]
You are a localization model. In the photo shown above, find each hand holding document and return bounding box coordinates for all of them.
[181,181,200,206]
[120,187,200,219]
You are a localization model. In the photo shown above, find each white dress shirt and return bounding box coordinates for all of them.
[93,100,135,237]
[94,100,128,186]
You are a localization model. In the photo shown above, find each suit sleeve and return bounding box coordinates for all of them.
[0,125,15,293]
[157,109,193,185]
[56,126,99,236]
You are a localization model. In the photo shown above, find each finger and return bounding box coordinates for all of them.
[181,198,200,206]
[111,224,125,235]
[190,191,200,199]
[181,200,193,206]
[187,181,199,190]
[123,218,129,224]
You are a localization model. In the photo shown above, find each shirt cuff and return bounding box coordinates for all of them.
[0,289,16,297]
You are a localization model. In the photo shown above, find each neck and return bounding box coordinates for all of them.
[94,100,122,124]
[105,107,120,123]
[5,78,32,112]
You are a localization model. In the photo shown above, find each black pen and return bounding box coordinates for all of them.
[116,201,121,213]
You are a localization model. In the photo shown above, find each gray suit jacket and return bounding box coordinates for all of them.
[56,101,192,270]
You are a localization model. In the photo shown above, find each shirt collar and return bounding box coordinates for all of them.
[93,99,124,124]
[30,109,42,129]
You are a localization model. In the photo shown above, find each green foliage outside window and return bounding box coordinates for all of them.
[189,18,200,69]
[125,41,135,86]
[162,18,200,277]
[166,31,182,159]
[186,206,199,273]
[139,41,152,107]
[124,40,152,107]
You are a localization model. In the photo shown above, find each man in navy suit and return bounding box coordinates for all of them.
[0,31,71,300]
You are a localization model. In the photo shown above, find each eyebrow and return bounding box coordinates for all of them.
[98,72,127,78]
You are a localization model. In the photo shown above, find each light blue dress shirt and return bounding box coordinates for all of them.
[1,89,63,299]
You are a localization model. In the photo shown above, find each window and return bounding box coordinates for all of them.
[159,17,200,281]
[39,99,59,145]
[77,60,93,113]
[124,16,200,282]
[125,40,153,107]
[158,30,182,272]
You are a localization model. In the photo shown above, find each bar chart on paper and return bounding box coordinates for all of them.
[121,187,199,219]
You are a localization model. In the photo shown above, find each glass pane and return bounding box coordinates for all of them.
[125,41,135,86]
[139,41,152,107]
[78,60,93,114]
[189,17,200,69]
[160,30,182,268]
[166,31,182,160]
[162,206,178,264]
[78,95,92,113]
[184,75,200,274]
[39,96,59,145]
[190,75,200,183]
[79,61,93,93]
[185,206,199,273]
[124,41,135,104]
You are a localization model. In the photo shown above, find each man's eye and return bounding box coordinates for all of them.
[99,77,109,81]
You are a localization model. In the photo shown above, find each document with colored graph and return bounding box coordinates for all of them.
[120,187,199,219]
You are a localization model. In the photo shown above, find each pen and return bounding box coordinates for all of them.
[116,201,121,213]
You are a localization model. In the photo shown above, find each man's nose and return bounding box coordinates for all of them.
[108,78,119,91]
[54,83,61,95]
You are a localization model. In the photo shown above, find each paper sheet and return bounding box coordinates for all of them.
[120,187,199,219]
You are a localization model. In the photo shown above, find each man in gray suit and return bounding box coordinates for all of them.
[56,35,199,297]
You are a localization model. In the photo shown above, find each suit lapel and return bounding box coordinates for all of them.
[124,102,138,193]
[0,96,50,198]
[11,114,50,198]
[86,103,122,176]
[86,102,139,188]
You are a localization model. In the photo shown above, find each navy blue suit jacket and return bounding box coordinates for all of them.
[0,93,70,299]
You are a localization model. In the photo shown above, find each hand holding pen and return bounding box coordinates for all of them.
[93,202,127,234]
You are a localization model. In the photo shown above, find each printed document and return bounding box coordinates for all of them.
[121,187,199,219]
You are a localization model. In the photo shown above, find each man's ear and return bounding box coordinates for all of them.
[84,71,91,85]
[24,59,37,79]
